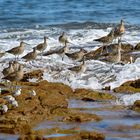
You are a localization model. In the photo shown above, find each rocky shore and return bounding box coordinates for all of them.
[0,70,140,139]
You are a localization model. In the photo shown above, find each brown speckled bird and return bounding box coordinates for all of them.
[68,56,86,73]
[34,36,48,59]
[94,29,114,54]
[6,41,26,59]
[114,19,125,41]
[65,48,87,61]
[2,61,14,77]
[59,32,69,46]
[22,48,37,62]
[2,65,24,82]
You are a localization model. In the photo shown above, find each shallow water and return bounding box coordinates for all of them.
[0,133,19,140]
[34,98,140,140]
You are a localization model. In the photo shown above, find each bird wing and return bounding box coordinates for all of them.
[55,47,65,54]
[6,46,19,53]
[2,72,16,81]
[35,43,43,50]
[22,52,32,59]
[68,65,81,71]
[94,36,107,42]
[65,52,78,59]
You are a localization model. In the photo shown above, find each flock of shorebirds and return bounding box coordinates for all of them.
[0,19,134,113]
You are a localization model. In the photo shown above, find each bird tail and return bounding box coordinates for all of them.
[94,38,100,41]
[65,53,71,57]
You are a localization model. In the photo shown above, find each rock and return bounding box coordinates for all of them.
[132,100,140,112]
[74,88,115,100]
[18,130,105,140]
[80,131,105,140]
[102,86,111,91]
[0,79,107,136]
[63,112,101,122]
[82,97,97,102]
[114,79,140,93]
[0,80,72,134]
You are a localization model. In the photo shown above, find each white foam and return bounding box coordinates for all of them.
[116,93,140,106]
[106,61,140,89]
[0,27,140,90]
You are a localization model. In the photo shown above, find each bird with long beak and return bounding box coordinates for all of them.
[94,29,114,54]
[2,65,24,89]
[22,48,37,62]
[103,39,124,64]
[34,36,48,59]
[114,19,125,41]
[65,48,87,61]
[6,41,28,60]
[2,61,14,77]
[59,32,70,46]
[68,56,86,74]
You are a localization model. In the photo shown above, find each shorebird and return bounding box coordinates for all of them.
[6,41,27,59]
[0,52,5,58]
[59,32,69,46]
[2,65,24,83]
[12,61,21,71]
[22,48,37,62]
[103,40,124,63]
[2,61,14,77]
[34,36,48,58]
[43,41,69,60]
[94,29,114,54]
[114,19,125,41]
[56,41,69,60]
[65,48,87,61]
[68,56,86,73]
[129,56,134,64]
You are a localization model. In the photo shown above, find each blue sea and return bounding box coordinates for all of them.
[0,0,140,29]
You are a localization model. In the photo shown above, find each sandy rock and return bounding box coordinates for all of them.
[132,100,140,112]
[74,88,115,100]
[80,131,105,140]
[63,112,101,122]
[113,79,140,93]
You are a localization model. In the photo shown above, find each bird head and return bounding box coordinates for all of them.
[80,48,88,54]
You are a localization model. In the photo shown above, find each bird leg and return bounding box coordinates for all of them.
[9,81,14,92]
[15,56,17,61]
[62,55,64,61]
[105,45,109,53]
[15,81,18,90]
[100,43,104,55]
[40,51,43,60]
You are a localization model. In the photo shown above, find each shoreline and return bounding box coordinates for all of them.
[0,69,140,139]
